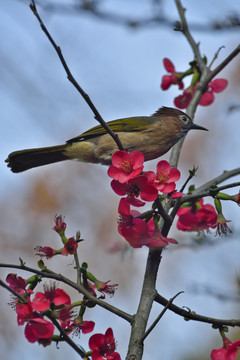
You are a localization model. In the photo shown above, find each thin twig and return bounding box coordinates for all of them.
[155,293,240,327]
[74,251,81,286]
[207,44,240,81]
[208,46,225,69]
[174,0,205,72]
[47,313,89,359]
[141,291,183,342]
[179,170,240,206]
[29,0,124,151]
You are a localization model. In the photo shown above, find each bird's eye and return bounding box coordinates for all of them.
[180,115,188,123]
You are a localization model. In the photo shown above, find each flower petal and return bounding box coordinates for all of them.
[210,79,228,93]
[163,58,175,73]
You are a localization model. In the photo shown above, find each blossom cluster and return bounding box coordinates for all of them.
[176,198,232,236]
[7,276,94,344]
[108,150,181,248]
[35,215,79,259]
[6,216,121,359]
[161,58,228,109]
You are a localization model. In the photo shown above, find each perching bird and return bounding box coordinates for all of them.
[5,107,207,173]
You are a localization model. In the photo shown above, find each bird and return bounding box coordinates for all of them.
[5,107,208,173]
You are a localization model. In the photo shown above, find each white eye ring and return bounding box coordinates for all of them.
[181,115,188,122]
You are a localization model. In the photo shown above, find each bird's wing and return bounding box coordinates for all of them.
[67,116,157,143]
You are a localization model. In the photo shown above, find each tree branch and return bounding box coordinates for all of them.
[127,2,240,359]
[29,0,124,151]
[141,291,183,342]
[155,293,240,327]
[0,263,133,323]
[47,313,89,359]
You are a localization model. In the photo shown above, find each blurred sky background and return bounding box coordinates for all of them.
[0,1,240,359]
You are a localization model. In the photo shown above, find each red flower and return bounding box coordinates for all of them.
[6,273,27,294]
[16,298,34,326]
[118,198,149,248]
[171,191,183,199]
[61,237,78,255]
[35,246,57,259]
[174,87,193,109]
[146,227,178,248]
[89,328,121,360]
[118,199,177,249]
[111,175,158,205]
[53,215,66,236]
[199,79,228,106]
[108,151,144,184]
[211,336,240,360]
[94,280,118,298]
[145,160,180,194]
[177,199,217,233]
[25,318,54,343]
[71,318,95,336]
[57,306,75,328]
[161,58,184,90]
[174,79,228,109]
[32,284,71,312]
[16,297,54,343]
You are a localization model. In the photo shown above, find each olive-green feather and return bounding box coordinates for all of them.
[67,116,158,143]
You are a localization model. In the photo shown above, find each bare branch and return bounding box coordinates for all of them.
[141,291,184,342]
[29,1,124,151]
[207,44,240,81]
[0,263,133,323]
[155,293,240,327]
[47,314,89,358]
[174,0,205,72]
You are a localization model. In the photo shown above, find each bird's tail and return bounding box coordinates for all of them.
[5,144,68,173]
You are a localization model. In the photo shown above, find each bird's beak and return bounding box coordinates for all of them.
[191,123,208,131]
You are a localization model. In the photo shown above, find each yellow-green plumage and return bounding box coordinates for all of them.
[5,107,208,173]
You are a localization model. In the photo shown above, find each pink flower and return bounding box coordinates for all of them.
[171,191,183,199]
[53,215,66,235]
[211,336,240,360]
[6,273,27,294]
[108,151,144,184]
[146,227,178,248]
[61,237,78,255]
[111,175,158,205]
[35,246,57,259]
[199,79,228,106]
[118,199,177,249]
[94,280,118,298]
[32,284,71,312]
[57,306,75,328]
[70,318,95,336]
[25,318,54,343]
[174,87,193,109]
[174,79,228,109]
[118,198,149,248]
[145,160,181,194]
[161,58,184,90]
[177,199,217,233]
[89,328,121,360]
[16,297,54,343]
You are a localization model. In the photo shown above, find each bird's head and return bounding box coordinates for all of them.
[152,107,208,142]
